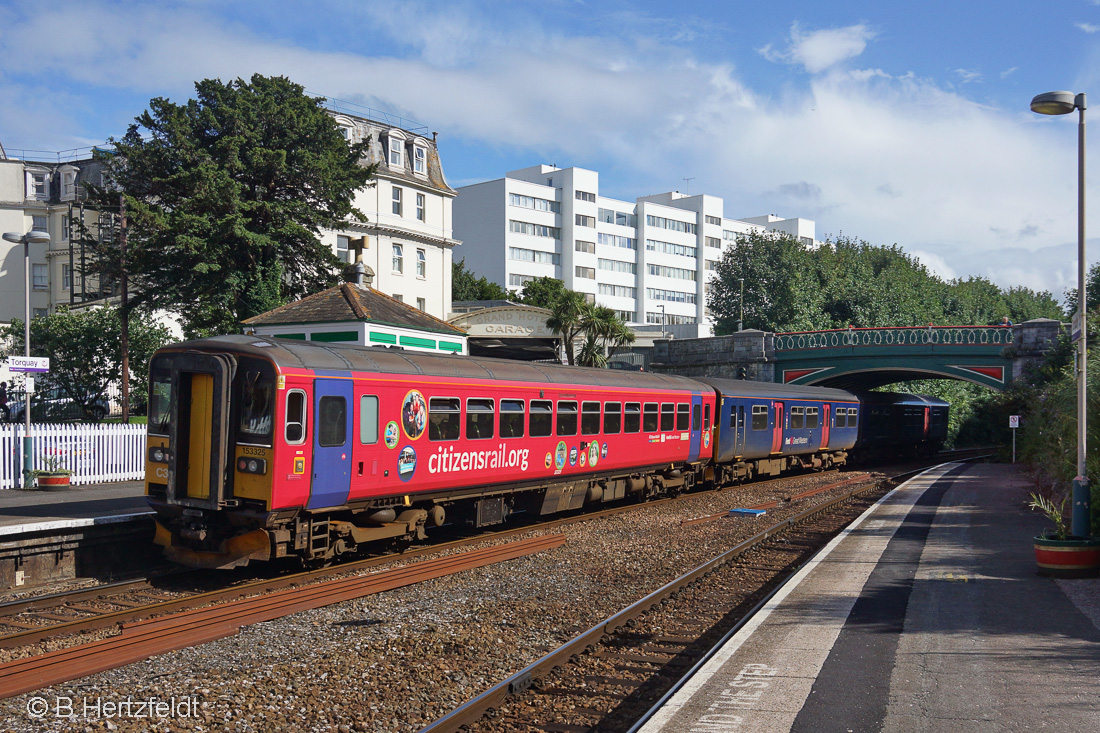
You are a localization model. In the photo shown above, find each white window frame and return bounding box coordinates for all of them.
[413,145,427,175]
[392,187,403,216]
[388,136,404,167]
[392,244,404,274]
[26,170,49,200]
[32,263,48,290]
[416,297,427,311]
[416,192,425,222]
[416,248,426,278]
[62,264,71,291]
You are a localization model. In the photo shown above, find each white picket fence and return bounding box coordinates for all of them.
[0,423,147,489]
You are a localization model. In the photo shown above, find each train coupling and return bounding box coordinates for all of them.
[153,519,271,569]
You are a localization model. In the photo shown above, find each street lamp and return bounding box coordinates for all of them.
[1031,90,1090,537]
[2,228,50,488]
[738,277,745,332]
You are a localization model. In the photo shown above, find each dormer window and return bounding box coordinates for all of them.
[59,165,79,201]
[384,129,407,170]
[26,170,49,200]
[389,137,403,167]
[413,145,427,175]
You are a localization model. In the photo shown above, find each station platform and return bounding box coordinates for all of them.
[639,462,1100,733]
[0,480,149,535]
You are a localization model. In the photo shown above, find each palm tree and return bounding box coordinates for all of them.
[546,290,589,365]
[576,304,637,367]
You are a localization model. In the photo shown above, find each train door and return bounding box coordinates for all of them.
[353,393,383,493]
[308,378,353,509]
[771,402,785,454]
[166,352,233,508]
[736,405,746,456]
[688,393,702,461]
[821,404,831,450]
[923,406,930,437]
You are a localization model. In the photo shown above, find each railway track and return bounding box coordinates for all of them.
[419,461,971,732]
[0,468,846,651]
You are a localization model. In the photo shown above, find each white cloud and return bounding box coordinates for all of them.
[760,23,875,74]
[1075,21,1100,33]
[0,1,1089,297]
[954,68,982,83]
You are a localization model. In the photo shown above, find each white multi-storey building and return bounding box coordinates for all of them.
[453,165,818,336]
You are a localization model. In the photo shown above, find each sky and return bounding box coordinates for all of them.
[2,0,1099,299]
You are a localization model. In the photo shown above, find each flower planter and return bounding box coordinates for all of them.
[34,472,71,490]
[1034,535,1100,578]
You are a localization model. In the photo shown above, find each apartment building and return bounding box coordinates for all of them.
[328,113,458,320]
[453,165,817,336]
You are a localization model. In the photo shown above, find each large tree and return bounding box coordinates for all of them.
[89,74,376,336]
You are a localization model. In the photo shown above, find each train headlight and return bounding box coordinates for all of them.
[148,446,171,463]
[236,456,267,475]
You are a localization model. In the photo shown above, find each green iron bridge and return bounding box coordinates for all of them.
[649,319,1063,391]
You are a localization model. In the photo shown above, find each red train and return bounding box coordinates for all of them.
[144,336,946,568]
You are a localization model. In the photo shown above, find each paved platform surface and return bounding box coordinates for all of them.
[640,462,1100,733]
[0,480,149,534]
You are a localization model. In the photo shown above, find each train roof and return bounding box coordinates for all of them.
[697,377,858,403]
[156,335,709,392]
[855,391,951,408]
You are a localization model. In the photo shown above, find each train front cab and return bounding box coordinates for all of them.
[145,350,276,568]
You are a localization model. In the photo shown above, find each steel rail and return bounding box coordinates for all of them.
[418,459,974,733]
[0,534,565,699]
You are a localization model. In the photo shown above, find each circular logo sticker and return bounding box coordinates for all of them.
[384,421,400,449]
[401,390,427,441]
[579,450,587,467]
[555,441,567,470]
[544,452,552,469]
[588,441,599,467]
[569,447,578,467]
[601,442,608,460]
[704,430,711,448]
[398,445,417,482]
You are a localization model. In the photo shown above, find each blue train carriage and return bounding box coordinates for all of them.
[698,378,860,482]
[854,391,950,458]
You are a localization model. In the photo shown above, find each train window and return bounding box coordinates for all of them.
[148,376,172,437]
[704,404,711,431]
[751,405,768,430]
[692,404,701,431]
[624,403,641,433]
[729,405,737,429]
[604,402,622,434]
[643,403,659,432]
[582,401,601,435]
[847,407,858,422]
[661,403,675,431]
[429,397,461,441]
[240,372,274,439]
[835,408,847,429]
[318,396,347,447]
[790,406,805,429]
[530,400,553,437]
[806,407,819,429]
[285,390,307,444]
[676,404,689,431]
[360,395,379,444]
[466,398,495,440]
[557,401,578,436]
[500,399,525,438]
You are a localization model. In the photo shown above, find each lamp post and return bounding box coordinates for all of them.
[1031,90,1090,537]
[2,229,50,488]
[738,277,745,332]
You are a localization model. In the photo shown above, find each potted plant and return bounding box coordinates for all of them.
[32,452,73,489]
[1030,492,1100,577]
